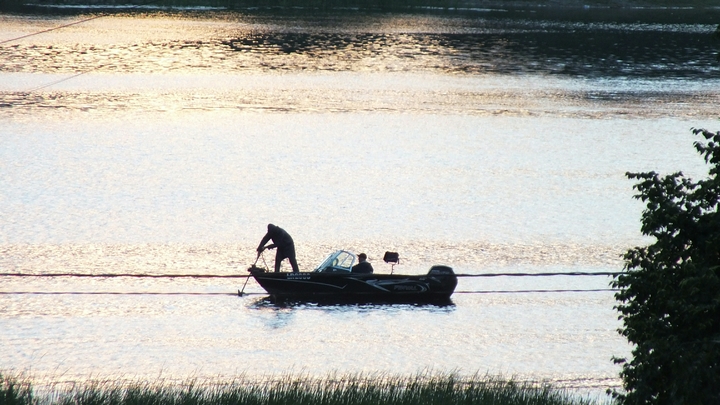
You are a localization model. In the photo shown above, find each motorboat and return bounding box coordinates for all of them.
[246,250,457,303]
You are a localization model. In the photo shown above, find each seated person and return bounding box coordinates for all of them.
[351,253,374,274]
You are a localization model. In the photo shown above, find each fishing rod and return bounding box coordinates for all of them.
[238,251,264,296]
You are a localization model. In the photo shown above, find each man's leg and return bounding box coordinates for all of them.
[284,244,299,273]
[288,255,299,273]
[274,252,283,273]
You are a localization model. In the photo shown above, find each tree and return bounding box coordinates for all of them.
[611,128,720,405]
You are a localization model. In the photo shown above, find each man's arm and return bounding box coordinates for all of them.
[257,232,272,251]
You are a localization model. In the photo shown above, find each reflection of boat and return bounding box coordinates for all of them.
[247,250,457,303]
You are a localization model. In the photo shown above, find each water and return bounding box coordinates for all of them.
[2,6,720,399]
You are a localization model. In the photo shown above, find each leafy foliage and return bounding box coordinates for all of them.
[611,128,720,405]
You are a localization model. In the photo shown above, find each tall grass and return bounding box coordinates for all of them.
[1,373,34,405]
[1,372,603,405]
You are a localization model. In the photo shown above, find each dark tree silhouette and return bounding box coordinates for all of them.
[612,128,720,404]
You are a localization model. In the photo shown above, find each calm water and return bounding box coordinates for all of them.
[1,6,720,399]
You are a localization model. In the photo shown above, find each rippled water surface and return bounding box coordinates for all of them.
[2,6,720,399]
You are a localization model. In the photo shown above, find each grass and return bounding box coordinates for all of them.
[1,373,34,405]
[1,372,604,405]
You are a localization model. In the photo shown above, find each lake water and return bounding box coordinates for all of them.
[1,5,719,399]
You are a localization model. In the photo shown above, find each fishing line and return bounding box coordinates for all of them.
[455,288,618,294]
[0,288,620,296]
[0,289,616,295]
[27,66,105,92]
[0,271,618,278]
[0,0,164,45]
[0,270,620,295]
[1,0,161,92]
[0,272,250,278]
[0,291,263,296]
[455,271,621,277]
[0,14,107,45]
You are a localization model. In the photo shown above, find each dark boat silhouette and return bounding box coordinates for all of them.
[247,250,457,303]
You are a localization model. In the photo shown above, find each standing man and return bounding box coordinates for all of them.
[257,223,300,273]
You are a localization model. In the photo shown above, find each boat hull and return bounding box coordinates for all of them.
[248,266,457,303]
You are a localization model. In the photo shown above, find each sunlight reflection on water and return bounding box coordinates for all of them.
[1,11,718,77]
[2,8,719,399]
[0,112,712,245]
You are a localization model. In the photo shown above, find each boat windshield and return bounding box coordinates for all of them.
[313,250,356,273]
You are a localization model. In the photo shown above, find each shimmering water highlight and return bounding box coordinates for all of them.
[2,7,719,399]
